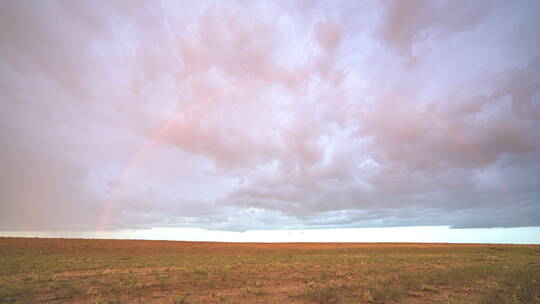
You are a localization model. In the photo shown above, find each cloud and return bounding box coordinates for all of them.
[376,0,491,62]
[1,0,539,231]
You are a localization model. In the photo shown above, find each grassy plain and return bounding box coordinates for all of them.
[0,237,539,303]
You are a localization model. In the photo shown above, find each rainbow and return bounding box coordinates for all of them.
[95,90,525,235]
[95,82,246,235]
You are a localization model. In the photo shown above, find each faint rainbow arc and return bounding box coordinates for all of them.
[95,89,527,234]
[399,93,526,227]
[94,82,246,234]
[95,116,181,233]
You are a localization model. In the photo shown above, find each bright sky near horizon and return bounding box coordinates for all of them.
[1,226,540,244]
[1,1,540,243]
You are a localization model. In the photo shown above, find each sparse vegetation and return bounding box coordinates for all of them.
[172,295,185,304]
[0,237,539,303]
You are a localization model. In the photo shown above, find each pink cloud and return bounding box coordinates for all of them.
[1,0,539,231]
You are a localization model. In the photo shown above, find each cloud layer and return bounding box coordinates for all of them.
[1,0,539,231]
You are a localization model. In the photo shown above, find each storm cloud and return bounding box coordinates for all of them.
[1,0,539,231]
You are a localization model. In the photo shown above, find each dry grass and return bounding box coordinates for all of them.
[0,237,539,303]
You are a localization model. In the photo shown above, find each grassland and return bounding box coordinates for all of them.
[0,237,539,303]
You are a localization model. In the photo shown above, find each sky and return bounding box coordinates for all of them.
[1,0,540,243]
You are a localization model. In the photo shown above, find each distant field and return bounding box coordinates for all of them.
[0,238,539,303]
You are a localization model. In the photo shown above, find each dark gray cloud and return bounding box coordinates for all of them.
[1,0,539,231]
